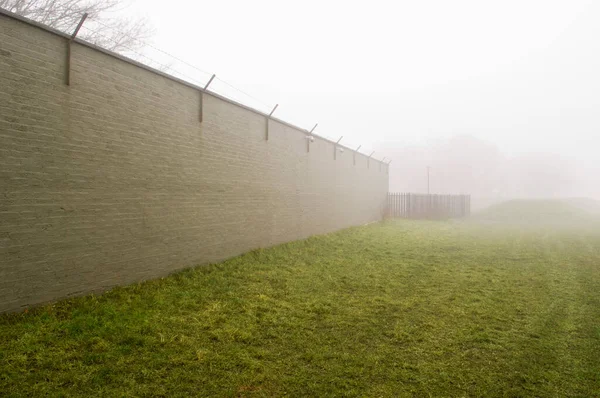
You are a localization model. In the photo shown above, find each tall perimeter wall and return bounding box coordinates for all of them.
[0,10,389,312]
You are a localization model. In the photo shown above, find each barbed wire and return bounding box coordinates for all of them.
[84,18,273,110]
[71,16,384,159]
[89,18,214,80]
[213,77,272,109]
[79,24,207,87]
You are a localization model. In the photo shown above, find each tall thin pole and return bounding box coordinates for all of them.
[427,166,430,194]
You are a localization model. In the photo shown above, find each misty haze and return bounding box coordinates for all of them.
[0,0,599,397]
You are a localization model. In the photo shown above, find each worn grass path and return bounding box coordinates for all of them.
[1,220,599,397]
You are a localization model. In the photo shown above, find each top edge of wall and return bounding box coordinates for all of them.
[0,7,388,166]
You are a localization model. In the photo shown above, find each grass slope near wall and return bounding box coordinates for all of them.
[1,217,599,396]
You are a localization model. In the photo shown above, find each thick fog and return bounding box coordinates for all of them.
[118,0,599,205]
[377,135,600,210]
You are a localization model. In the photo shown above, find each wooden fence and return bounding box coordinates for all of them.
[387,193,471,219]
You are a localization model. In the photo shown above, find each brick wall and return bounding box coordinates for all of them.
[0,11,389,313]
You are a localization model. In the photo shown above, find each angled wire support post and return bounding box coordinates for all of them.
[334,136,343,160]
[199,74,216,123]
[380,157,387,172]
[265,104,279,141]
[354,145,361,166]
[367,151,375,169]
[204,74,216,91]
[307,123,318,153]
[66,13,88,85]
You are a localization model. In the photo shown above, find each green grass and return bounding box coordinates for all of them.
[1,218,600,396]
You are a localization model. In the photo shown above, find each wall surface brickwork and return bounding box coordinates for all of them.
[0,11,389,312]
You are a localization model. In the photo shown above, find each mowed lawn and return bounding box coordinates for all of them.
[1,219,599,397]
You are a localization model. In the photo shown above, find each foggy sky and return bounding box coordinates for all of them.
[116,0,599,199]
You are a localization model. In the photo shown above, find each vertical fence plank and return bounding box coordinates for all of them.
[398,193,404,217]
[400,193,403,218]
[400,193,406,217]
[402,193,405,218]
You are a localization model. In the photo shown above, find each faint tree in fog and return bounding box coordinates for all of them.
[429,135,505,196]
[381,135,581,202]
[0,0,152,53]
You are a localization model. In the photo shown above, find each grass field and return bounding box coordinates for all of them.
[1,201,600,397]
